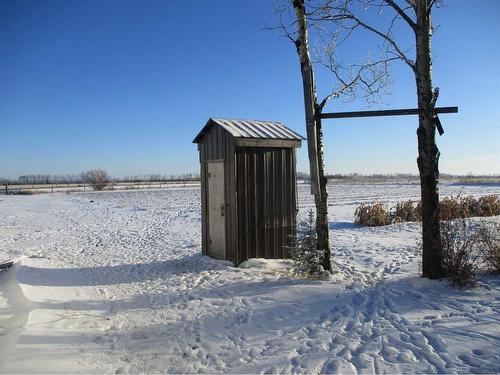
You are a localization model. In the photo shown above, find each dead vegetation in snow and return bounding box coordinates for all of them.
[355,195,500,227]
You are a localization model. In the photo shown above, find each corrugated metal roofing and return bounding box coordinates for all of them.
[193,118,305,143]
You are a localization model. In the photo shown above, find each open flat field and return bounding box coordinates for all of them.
[1,183,499,373]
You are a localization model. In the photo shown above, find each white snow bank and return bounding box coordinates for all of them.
[0,257,116,373]
[239,258,294,270]
[0,184,499,373]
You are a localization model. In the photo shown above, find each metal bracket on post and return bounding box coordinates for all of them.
[434,115,444,136]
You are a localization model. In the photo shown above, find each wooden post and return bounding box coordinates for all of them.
[315,108,332,272]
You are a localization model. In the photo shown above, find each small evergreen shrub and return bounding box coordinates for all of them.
[288,210,327,278]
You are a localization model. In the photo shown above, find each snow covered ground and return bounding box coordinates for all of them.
[0,183,499,373]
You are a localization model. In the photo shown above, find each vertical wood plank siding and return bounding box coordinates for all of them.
[198,122,298,266]
[235,147,297,265]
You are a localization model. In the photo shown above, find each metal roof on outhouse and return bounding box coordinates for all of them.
[192,118,305,144]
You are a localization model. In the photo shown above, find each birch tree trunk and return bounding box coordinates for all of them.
[293,0,332,273]
[414,0,443,279]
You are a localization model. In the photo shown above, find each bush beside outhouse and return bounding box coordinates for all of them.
[193,118,304,265]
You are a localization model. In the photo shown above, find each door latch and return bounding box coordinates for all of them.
[221,204,225,217]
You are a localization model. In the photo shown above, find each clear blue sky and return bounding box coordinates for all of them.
[1,0,499,179]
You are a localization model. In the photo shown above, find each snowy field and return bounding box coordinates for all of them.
[1,183,499,373]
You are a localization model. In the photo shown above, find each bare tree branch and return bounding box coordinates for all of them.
[383,0,417,30]
[329,12,416,70]
[428,0,438,11]
[306,1,416,71]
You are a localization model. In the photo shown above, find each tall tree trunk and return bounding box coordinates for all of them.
[415,0,443,279]
[293,0,332,273]
[315,110,332,272]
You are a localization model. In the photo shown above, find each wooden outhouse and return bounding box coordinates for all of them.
[193,118,304,265]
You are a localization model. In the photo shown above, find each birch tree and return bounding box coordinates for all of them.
[271,0,393,273]
[293,0,332,273]
[302,0,446,278]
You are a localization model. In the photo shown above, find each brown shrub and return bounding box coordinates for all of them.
[415,200,423,221]
[476,195,500,217]
[392,200,419,223]
[84,169,109,191]
[354,203,391,227]
[440,219,481,287]
[459,195,478,218]
[440,196,462,221]
[477,221,500,273]
[440,195,500,219]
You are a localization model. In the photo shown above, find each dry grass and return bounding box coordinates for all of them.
[354,203,391,227]
[443,195,500,219]
[477,195,500,217]
[440,196,462,221]
[392,200,420,223]
[355,195,500,227]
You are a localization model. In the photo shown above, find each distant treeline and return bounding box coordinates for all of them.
[297,172,423,180]
[2,172,498,185]
[0,173,200,185]
[297,172,500,183]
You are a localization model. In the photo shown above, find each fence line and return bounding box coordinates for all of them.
[1,180,200,195]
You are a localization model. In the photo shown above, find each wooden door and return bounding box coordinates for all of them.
[207,161,225,259]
